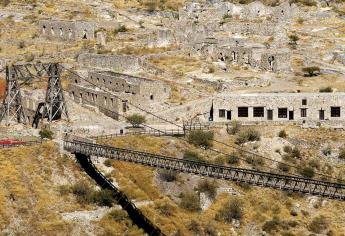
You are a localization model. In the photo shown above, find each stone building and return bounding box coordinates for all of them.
[69,71,171,120]
[211,93,345,125]
[39,20,96,41]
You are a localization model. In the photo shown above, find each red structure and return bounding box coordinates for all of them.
[0,139,26,145]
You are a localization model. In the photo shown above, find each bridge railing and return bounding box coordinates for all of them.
[0,140,43,149]
[64,140,345,200]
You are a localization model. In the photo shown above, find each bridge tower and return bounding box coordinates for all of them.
[0,66,27,125]
[41,63,69,122]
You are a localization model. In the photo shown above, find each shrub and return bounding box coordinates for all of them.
[58,185,70,195]
[113,25,127,35]
[91,189,114,207]
[278,130,287,138]
[319,86,333,93]
[104,159,112,167]
[204,224,218,236]
[156,202,174,216]
[302,66,320,77]
[71,181,93,204]
[39,129,54,139]
[109,209,128,222]
[126,114,146,128]
[235,128,261,145]
[245,155,265,167]
[291,147,301,159]
[215,198,243,222]
[228,152,240,165]
[262,216,286,233]
[309,216,329,233]
[180,192,200,211]
[299,166,315,178]
[18,41,25,49]
[196,179,218,199]
[188,220,202,234]
[188,130,214,148]
[227,120,242,135]
[288,34,299,44]
[338,148,345,159]
[278,163,290,172]
[158,169,178,182]
[183,151,203,162]
[283,145,293,153]
[322,146,332,156]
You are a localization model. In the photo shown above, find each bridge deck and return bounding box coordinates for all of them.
[64,140,345,200]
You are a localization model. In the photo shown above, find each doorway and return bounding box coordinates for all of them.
[289,111,294,120]
[267,109,273,120]
[319,110,325,120]
[226,110,231,120]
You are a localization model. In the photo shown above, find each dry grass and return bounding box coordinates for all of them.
[113,0,186,11]
[149,56,202,74]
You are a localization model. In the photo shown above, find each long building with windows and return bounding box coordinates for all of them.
[211,93,345,124]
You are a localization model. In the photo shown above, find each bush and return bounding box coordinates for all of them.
[278,130,287,138]
[299,166,315,178]
[103,159,112,167]
[91,189,115,207]
[109,209,128,222]
[18,41,25,49]
[155,201,174,216]
[179,192,200,211]
[227,120,242,135]
[245,155,265,167]
[188,130,214,148]
[204,224,218,236]
[71,181,93,204]
[283,145,293,153]
[126,114,146,128]
[309,216,329,233]
[39,129,54,139]
[215,198,243,222]
[113,25,127,35]
[235,128,261,145]
[338,148,345,159]
[291,147,301,159]
[278,163,290,172]
[196,179,218,199]
[158,169,178,182]
[228,152,240,165]
[183,151,203,162]
[302,66,320,77]
[188,220,202,234]
[288,34,299,44]
[262,216,287,233]
[319,86,333,93]
[322,146,332,156]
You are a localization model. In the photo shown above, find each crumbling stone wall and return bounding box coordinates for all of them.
[148,29,176,48]
[78,53,142,72]
[221,21,277,36]
[39,20,95,41]
[213,93,345,124]
[260,50,291,72]
[68,84,119,120]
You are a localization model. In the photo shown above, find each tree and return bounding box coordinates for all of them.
[302,66,320,77]
[188,130,214,148]
[39,129,54,140]
[126,114,146,128]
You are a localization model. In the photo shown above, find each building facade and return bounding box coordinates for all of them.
[212,93,345,124]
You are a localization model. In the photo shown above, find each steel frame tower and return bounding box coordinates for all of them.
[0,66,27,125]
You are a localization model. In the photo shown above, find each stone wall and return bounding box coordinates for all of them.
[78,53,142,73]
[212,93,345,125]
[39,20,95,41]
[68,84,120,120]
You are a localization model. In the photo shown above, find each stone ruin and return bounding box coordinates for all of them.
[69,70,171,120]
[39,20,96,41]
